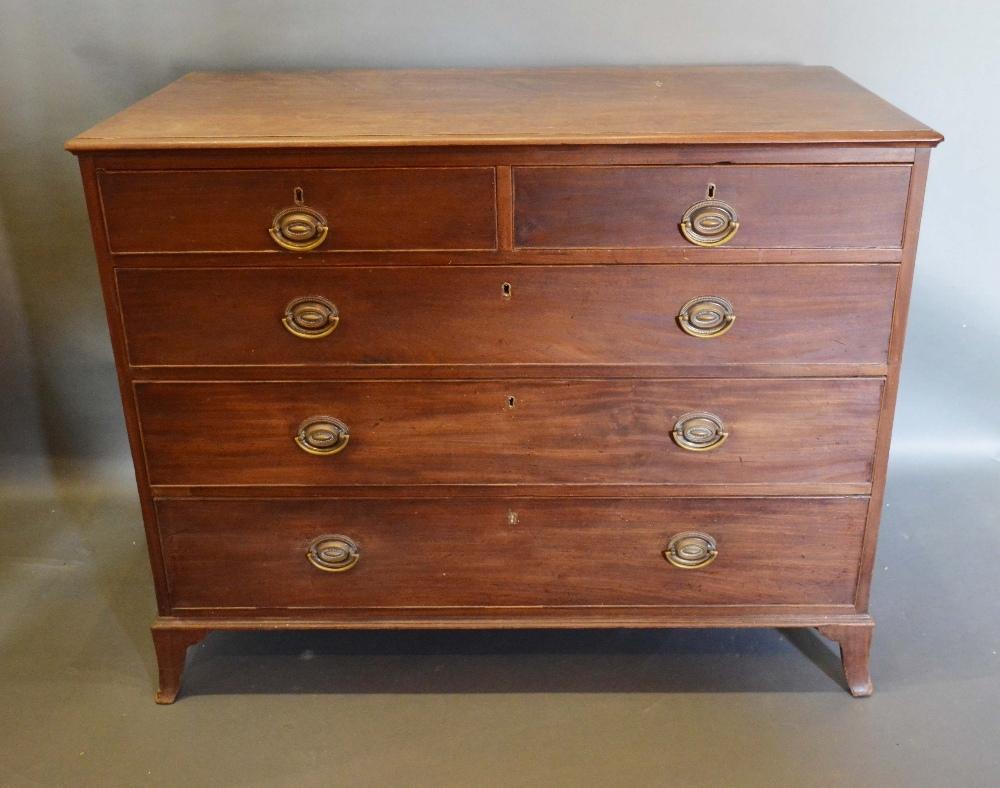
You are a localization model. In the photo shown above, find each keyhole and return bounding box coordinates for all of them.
[706,183,716,199]
[507,510,519,526]
[293,186,305,204]
[502,282,512,298]
[507,395,516,409]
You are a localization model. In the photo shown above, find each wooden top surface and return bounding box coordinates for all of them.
[66,66,941,151]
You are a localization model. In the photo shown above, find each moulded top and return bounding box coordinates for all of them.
[65,66,942,152]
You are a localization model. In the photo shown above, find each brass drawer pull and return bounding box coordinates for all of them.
[307,534,360,572]
[672,411,728,451]
[283,296,340,339]
[664,531,718,569]
[680,186,739,247]
[269,188,328,251]
[677,296,735,338]
[295,416,350,456]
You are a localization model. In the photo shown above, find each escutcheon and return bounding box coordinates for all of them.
[295,416,351,456]
[677,295,735,338]
[307,534,360,572]
[672,411,728,451]
[269,187,329,251]
[663,531,718,569]
[283,295,340,338]
[680,186,740,247]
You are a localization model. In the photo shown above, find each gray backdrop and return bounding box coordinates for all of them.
[2,0,997,490]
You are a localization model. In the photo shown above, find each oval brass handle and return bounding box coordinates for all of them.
[677,296,735,338]
[270,206,329,251]
[307,534,360,572]
[680,199,739,247]
[663,531,718,569]
[283,296,340,339]
[672,411,728,452]
[295,416,350,456]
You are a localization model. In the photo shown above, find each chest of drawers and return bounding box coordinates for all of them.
[66,67,941,702]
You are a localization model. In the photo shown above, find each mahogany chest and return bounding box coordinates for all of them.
[66,67,941,701]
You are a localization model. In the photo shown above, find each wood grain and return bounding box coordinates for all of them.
[66,67,941,150]
[116,264,898,369]
[818,622,875,697]
[82,145,921,172]
[134,378,883,488]
[156,497,868,610]
[150,626,207,704]
[514,165,911,249]
[131,365,889,384]
[855,147,933,611]
[108,248,906,267]
[154,609,871,627]
[99,167,497,253]
[149,483,873,499]
[65,66,940,699]
[76,157,173,615]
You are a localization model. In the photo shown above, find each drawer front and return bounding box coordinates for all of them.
[514,165,910,249]
[136,379,882,487]
[99,168,497,253]
[157,497,867,609]
[117,264,897,367]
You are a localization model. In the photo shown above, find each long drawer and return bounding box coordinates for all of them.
[99,168,498,253]
[157,496,867,610]
[135,378,883,487]
[514,165,910,249]
[117,264,898,368]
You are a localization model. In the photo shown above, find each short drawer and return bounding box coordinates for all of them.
[514,165,910,249]
[117,264,898,368]
[157,496,867,610]
[99,168,497,253]
[135,378,882,488]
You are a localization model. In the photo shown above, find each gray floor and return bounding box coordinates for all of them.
[1,456,998,787]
